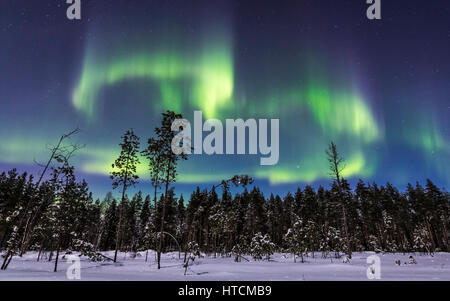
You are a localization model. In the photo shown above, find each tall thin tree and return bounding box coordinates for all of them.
[149,111,188,269]
[142,137,164,221]
[110,129,140,262]
[326,141,352,259]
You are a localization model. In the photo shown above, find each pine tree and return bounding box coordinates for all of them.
[49,162,89,272]
[176,195,186,246]
[100,198,118,251]
[230,233,248,262]
[146,111,188,269]
[250,232,275,261]
[110,129,140,262]
[413,225,433,255]
[138,194,151,249]
[284,217,307,262]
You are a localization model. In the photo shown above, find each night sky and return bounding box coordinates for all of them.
[0,0,449,199]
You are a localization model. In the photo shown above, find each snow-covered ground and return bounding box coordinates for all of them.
[0,251,449,281]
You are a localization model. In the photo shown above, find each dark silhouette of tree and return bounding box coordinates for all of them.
[142,136,164,217]
[110,129,140,262]
[150,111,187,269]
[326,141,352,259]
[2,135,450,271]
[1,128,82,270]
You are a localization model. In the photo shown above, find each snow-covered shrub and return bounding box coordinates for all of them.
[250,232,275,261]
[73,239,104,262]
[368,235,382,253]
[412,227,433,255]
[186,241,200,257]
[284,218,308,262]
[319,226,347,259]
[382,211,399,253]
[184,241,200,275]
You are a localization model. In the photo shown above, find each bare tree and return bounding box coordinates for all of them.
[1,128,82,270]
[20,130,84,254]
[326,141,352,259]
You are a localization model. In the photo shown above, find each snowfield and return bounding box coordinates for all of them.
[0,251,449,281]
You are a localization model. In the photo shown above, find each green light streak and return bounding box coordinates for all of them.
[406,123,449,153]
[306,83,380,142]
[73,39,233,120]
[255,151,373,184]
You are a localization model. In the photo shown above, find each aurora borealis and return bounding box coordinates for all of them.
[0,0,449,198]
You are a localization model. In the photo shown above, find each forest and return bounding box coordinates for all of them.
[0,111,449,272]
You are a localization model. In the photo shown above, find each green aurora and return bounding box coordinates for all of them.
[0,0,449,197]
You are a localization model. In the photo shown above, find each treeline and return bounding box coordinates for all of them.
[0,111,449,272]
[182,179,449,260]
[1,169,449,266]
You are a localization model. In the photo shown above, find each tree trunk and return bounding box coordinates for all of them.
[1,252,11,270]
[425,218,436,252]
[442,222,449,251]
[335,172,352,259]
[157,196,166,270]
[341,205,352,258]
[154,183,158,210]
[37,247,42,262]
[3,253,13,270]
[54,246,60,272]
[157,162,171,269]
[114,179,128,263]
